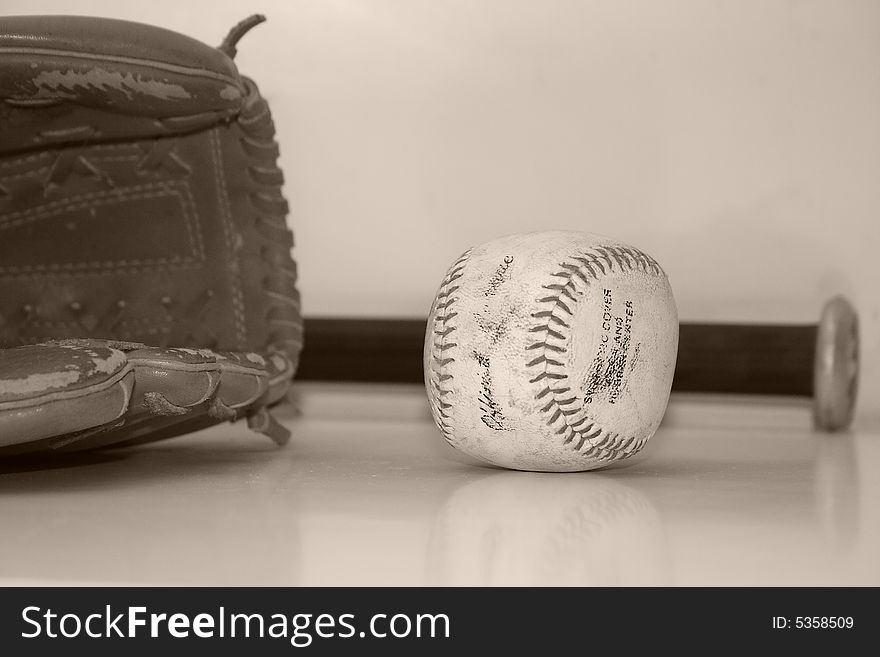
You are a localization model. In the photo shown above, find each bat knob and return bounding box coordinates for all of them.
[813,296,859,431]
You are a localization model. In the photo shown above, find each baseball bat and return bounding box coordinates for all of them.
[295,296,859,432]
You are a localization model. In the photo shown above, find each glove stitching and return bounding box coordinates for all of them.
[0,181,191,225]
[0,181,206,275]
[0,145,144,172]
[0,262,200,278]
[209,127,248,348]
[0,166,51,182]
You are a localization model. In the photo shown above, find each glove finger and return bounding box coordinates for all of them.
[206,350,271,420]
[49,347,224,453]
[47,347,292,453]
[0,341,133,449]
[264,352,295,406]
[128,347,222,415]
[97,350,295,451]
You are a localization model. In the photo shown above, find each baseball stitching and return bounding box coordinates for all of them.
[526,245,663,462]
[427,249,471,442]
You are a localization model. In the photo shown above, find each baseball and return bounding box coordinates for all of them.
[424,230,678,472]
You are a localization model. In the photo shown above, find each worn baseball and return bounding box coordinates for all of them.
[424,230,678,472]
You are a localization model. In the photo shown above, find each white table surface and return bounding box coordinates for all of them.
[0,383,876,586]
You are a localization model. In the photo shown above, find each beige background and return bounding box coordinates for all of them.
[3,0,878,424]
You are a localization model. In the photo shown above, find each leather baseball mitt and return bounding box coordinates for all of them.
[0,15,303,455]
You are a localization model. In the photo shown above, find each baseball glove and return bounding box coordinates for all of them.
[0,15,303,455]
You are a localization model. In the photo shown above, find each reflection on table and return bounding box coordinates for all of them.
[0,384,874,586]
